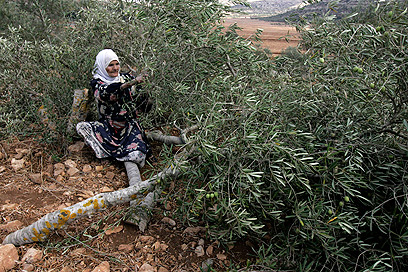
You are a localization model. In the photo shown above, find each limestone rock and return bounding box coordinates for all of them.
[67,141,85,153]
[67,167,80,176]
[64,159,77,168]
[53,163,65,176]
[118,244,134,253]
[161,217,176,227]
[91,261,110,272]
[11,158,25,171]
[83,165,92,173]
[22,248,43,264]
[1,203,18,211]
[195,245,205,257]
[139,263,156,272]
[0,220,24,232]
[183,226,206,236]
[0,244,19,271]
[28,173,42,184]
[21,263,35,271]
[106,171,115,180]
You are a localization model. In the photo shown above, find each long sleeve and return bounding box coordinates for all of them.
[91,80,123,103]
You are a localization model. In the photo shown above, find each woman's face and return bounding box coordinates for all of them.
[106,60,120,77]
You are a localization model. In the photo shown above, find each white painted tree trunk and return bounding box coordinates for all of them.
[2,160,181,246]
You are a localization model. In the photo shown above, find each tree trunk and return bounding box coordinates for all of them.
[2,160,181,246]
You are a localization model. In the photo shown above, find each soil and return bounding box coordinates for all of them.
[0,19,295,271]
[223,18,300,56]
[0,136,255,271]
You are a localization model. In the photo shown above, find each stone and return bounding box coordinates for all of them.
[0,244,19,271]
[21,263,35,271]
[118,244,134,253]
[158,267,169,272]
[104,225,123,235]
[139,263,156,272]
[15,148,29,159]
[0,166,6,173]
[11,158,25,171]
[1,203,18,211]
[56,175,65,182]
[95,165,104,172]
[54,163,65,176]
[161,217,176,227]
[101,186,113,193]
[183,226,206,235]
[106,171,115,180]
[201,259,214,272]
[91,261,110,272]
[153,242,168,252]
[216,253,227,260]
[28,173,42,184]
[21,248,43,264]
[206,245,214,256]
[83,165,92,173]
[67,167,80,176]
[0,220,24,232]
[67,141,85,153]
[139,235,155,244]
[69,248,86,256]
[195,246,205,257]
[64,159,77,168]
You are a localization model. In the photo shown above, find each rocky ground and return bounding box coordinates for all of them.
[0,137,255,272]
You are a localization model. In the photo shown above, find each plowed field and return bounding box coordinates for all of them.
[223,18,300,56]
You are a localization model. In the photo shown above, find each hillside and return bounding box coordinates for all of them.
[258,0,391,22]
[229,0,304,17]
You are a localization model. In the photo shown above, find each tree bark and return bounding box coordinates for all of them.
[2,160,181,246]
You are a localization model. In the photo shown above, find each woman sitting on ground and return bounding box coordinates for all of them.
[76,49,151,167]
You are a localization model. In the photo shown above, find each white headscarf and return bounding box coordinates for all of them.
[92,49,121,84]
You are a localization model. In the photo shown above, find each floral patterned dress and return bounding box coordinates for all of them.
[76,73,150,167]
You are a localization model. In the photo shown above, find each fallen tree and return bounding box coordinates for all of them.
[2,128,194,246]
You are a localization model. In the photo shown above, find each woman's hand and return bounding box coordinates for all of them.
[120,72,149,90]
[135,71,149,83]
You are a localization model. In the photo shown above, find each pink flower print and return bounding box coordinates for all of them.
[110,94,117,101]
[137,134,143,140]
[119,110,127,115]
[127,142,139,150]
[95,132,103,143]
[110,140,119,147]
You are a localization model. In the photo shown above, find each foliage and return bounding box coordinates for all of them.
[1,0,408,271]
[269,0,408,270]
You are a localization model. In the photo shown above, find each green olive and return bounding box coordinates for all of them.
[328,209,333,215]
